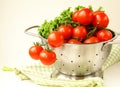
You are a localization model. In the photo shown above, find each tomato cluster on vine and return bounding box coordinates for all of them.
[48,7,113,48]
[29,42,56,65]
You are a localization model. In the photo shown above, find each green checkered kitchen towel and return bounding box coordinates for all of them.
[2,44,120,87]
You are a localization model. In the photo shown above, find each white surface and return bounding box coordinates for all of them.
[104,62,120,87]
[0,70,42,87]
[0,0,120,87]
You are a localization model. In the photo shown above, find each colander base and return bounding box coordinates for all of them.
[51,70,103,80]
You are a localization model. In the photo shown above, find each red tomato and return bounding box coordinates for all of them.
[96,29,113,41]
[92,11,109,28]
[84,36,99,44]
[68,39,82,44]
[72,10,79,22]
[39,50,56,65]
[72,26,87,40]
[72,8,93,25]
[48,31,64,47]
[58,25,73,39]
[29,46,43,60]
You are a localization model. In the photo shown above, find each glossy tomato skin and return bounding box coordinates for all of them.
[96,29,112,41]
[39,50,56,65]
[72,26,87,40]
[84,36,99,44]
[72,10,79,22]
[68,39,82,44]
[92,11,109,28]
[73,8,93,25]
[29,46,43,60]
[58,25,73,39]
[48,31,64,47]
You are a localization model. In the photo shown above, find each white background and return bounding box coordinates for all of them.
[0,0,120,87]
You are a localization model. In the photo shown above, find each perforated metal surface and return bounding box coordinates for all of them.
[53,43,112,76]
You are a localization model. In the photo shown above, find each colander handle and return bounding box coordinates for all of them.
[24,25,47,44]
[24,25,40,37]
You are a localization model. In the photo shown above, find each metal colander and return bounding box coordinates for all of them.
[25,26,120,77]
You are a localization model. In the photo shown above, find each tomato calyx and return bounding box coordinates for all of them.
[97,6,104,12]
[44,43,52,52]
[74,5,85,11]
[33,42,42,46]
[62,20,80,28]
[86,27,97,39]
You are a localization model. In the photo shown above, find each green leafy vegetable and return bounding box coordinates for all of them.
[38,6,81,39]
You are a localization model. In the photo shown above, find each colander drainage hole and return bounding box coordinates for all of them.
[78,55,80,57]
[102,57,104,60]
[71,60,73,63]
[94,64,96,66]
[72,70,74,72]
[96,54,98,56]
[62,64,64,66]
[59,68,61,70]
[61,54,63,56]
[78,65,80,67]
[88,60,91,62]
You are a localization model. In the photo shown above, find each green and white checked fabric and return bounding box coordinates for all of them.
[102,44,120,71]
[13,64,104,87]
[2,44,120,87]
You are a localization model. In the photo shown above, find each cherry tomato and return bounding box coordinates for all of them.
[96,29,113,41]
[72,8,93,25]
[58,25,73,39]
[72,26,87,40]
[84,36,99,44]
[68,39,82,44]
[29,46,43,60]
[92,11,109,28]
[72,10,79,22]
[48,31,64,47]
[39,50,56,65]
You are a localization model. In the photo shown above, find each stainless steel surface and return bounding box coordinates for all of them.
[53,42,111,76]
[51,69,103,80]
[25,26,120,77]
[24,25,47,44]
[24,25,40,38]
